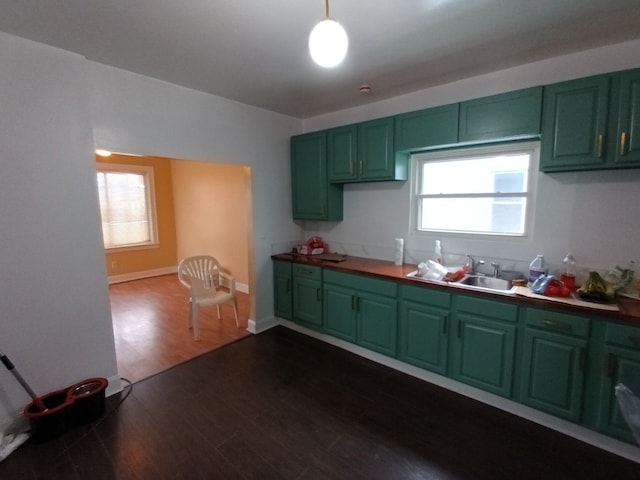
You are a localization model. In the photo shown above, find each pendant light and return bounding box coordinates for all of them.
[308,0,348,68]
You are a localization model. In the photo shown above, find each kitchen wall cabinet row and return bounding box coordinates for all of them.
[272,259,640,445]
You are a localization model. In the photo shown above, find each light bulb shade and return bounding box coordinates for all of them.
[309,18,348,68]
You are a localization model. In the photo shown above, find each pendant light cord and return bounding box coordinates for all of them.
[325,0,329,18]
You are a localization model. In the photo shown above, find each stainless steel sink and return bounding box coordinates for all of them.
[455,275,517,293]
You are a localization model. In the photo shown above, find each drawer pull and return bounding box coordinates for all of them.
[628,335,640,348]
[620,131,627,156]
[351,295,356,311]
[316,288,321,302]
[443,315,448,335]
[356,296,361,312]
[542,319,572,332]
[457,320,462,339]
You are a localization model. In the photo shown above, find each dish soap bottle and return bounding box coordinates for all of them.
[433,240,442,264]
[561,252,577,290]
[528,254,547,286]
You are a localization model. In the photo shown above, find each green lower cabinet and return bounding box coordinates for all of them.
[273,260,292,320]
[595,322,640,443]
[519,308,590,422]
[399,285,451,375]
[292,265,323,328]
[323,269,397,357]
[451,295,517,398]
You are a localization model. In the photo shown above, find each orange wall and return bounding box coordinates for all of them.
[98,154,178,276]
[171,160,250,286]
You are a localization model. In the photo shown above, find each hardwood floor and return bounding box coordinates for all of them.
[109,274,250,383]
[2,326,639,479]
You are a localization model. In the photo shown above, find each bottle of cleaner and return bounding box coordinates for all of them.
[433,240,442,264]
[528,255,547,286]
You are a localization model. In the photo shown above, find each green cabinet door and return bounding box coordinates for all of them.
[292,265,323,328]
[612,69,640,166]
[324,282,357,342]
[357,117,403,181]
[394,103,459,152]
[520,328,587,422]
[291,132,343,221]
[540,76,611,171]
[357,291,398,357]
[452,295,517,398]
[596,322,640,443]
[399,285,451,375]
[327,125,358,182]
[273,260,292,320]
[459,87,542,143]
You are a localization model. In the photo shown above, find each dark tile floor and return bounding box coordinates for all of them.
[1,326,639,479]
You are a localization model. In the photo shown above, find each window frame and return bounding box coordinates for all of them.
[410,141,540,239]
[96,162,159,251]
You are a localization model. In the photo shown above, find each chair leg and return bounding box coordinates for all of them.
[188,299,194,330]
[216,305,221,319]
[192,302,201,341]
[232,298,239,328]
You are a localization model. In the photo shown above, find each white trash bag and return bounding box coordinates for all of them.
[615,383,640,445]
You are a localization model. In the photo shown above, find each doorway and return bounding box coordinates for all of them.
[97,153,255,383]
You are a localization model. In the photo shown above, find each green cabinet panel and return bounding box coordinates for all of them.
[540,68,640,172]
[612,69,640,166]
[273,260,292,320]
[291,132,343,221]
[452,295,517,397]
[596,322,640,443]
[292,264,323,327]
[520,327,587,422]
[324,282,357,342]
[323,270,398,357]
[459,87,542,143]
[328,117,406,183]
[541,75,610,171]
[394,103,459,152]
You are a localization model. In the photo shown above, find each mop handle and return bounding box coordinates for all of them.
[0,351,43,402]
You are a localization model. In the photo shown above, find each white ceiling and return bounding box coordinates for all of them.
[1,0,639,118]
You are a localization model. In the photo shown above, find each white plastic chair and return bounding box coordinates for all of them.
[177,255,239,340]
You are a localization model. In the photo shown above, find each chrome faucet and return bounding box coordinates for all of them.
[466,255,485,275]
[491,262,501,278]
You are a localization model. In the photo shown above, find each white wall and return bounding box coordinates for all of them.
[301,39,640,278]
[0,34,118,430]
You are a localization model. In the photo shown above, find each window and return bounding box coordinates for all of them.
[412,142,539,236]
[96,163,158,249]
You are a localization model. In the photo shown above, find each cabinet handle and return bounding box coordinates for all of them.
[359,160,363,176]
[578,348,586,371]
[620,131,627,156]
[349,160,354,176]
[607,353,617,379]
[316,288,321,302]
[443,315,448,335]
[351,295,356,310]
[457,320,462,339]
[356,296,361,312]
[542,319,572,333]
[596,134,604,158]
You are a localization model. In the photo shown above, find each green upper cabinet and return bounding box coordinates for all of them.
[540,68,640,172]
[595,321,640,443]
[273,260,292,320]
[394,103,459,152]
[540,75,610,171]
[451,294,518,398]
[458,87,543,143]
[518,308,589,423]
[291,132,343,221]
[328,117,406,183]
[611,69,640,166]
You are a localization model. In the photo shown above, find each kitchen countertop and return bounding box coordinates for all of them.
[272,253,640,325]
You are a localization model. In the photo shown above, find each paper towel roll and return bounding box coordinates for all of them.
[394,238,404,266]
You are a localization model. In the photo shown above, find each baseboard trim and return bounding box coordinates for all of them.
[277,319,640,465]
[107,267,249,293]
[247,316,279,334]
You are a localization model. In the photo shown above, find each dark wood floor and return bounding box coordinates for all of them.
[110,274,251,383]
[2,326,639,479]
